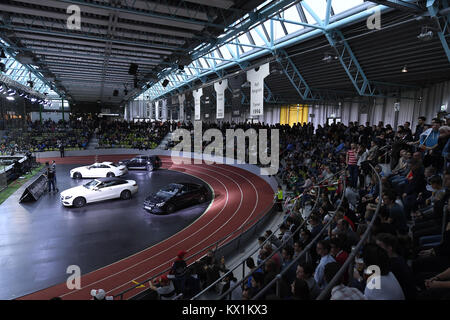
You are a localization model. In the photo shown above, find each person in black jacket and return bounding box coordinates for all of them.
[402,159,426,220]
[376,233,417,300]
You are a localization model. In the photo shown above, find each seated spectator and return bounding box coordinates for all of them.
[296,262,321,299]
[148,275,176,300]
[376,233,416,300]
[330,236,349,266]
[418,266,450,300]
[361,244,405,300]
[382,192,409,235]
[324,262,366,300]
[290,278,310,300]
[314,240,336,290]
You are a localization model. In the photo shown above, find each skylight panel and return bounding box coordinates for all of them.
[332,0,365,15]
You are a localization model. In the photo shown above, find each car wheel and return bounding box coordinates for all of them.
[107,172,115,177]
[73,172,82,179]
[198,194,207,203]
[165,204,175,214]
[120,190,131,200]
[73,197,86,208]
[146,164,154,171]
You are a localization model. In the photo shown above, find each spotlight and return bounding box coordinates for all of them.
[417,26,433,41]
[7,88,16,96]
[402,65,408,73]
[0,49,6,59]
[162,79,169,87]
[31,97,37,103]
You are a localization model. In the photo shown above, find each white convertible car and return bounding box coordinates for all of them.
[70,162,127,179]
[60,177,138,207]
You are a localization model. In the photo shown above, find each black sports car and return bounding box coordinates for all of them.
[143,183,209,214]
[118,155,162,171]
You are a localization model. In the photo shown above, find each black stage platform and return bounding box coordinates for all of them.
[0,165,210,299]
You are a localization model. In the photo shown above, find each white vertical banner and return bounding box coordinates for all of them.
[178,94,185,121]
[155,100,160,120]
[214,79,228,119]
[246,63,270,117]
[162,99,167,121]
[193,88,203,121]
[147,101,153,119]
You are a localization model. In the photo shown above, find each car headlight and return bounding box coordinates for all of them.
[65,196,73,200]
[156,203,165,207]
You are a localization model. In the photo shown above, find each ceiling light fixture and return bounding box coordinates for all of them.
[402,65,408,73]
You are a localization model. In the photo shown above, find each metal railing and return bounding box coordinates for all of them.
[316,163,382,300]
[250,172,347,300]
[113,197,277,300]
[217,169,346,300]
[191,187,310,300]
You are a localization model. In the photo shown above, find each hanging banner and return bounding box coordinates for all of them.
[228,74,246,118]
[246,63,270,117]
[192,88,203,121]
[155,100,160,120]
[178,94,185,122]
[202,86,215,120]
[146,101,152,119]
[162,99,168,121]
[214,79,228,119]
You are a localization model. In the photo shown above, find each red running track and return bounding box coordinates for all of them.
[19,154,274,300]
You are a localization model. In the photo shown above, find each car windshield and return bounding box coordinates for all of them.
[156,184,181,197]
[109,163,118,167]
[84,180,100,189]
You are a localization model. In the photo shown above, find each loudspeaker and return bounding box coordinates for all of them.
[162,79,169,87]
[128,63,138,75]
[113,89,118,96]
[20,173,47,202]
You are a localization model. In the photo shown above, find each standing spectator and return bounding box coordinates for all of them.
[414,116,427,142]
[220,272,242,300]
[46,166,57,193]
[275,185,283,212]
[51,160,57,183]
[346,143,358,189]
[59,142,65,158]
